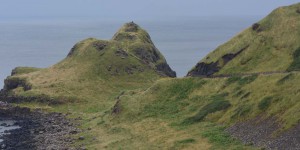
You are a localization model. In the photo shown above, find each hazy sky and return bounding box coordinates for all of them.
[1,0,299,20]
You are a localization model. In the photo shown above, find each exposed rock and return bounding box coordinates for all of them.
[252,23,260,31]
[67,44,80,57]
[92,41,107,51]
[115,49,128,58]
[78,136,85,140]
[124,22,139,32]
[0,104,80,150]
[187,45,249,77]
[111,99,121,115]
[133,47,160,63]
[156,63,176,77]
[3,77,31,91]
[226,115,300,149]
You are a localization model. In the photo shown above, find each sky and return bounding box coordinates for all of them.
[0,0,299,20]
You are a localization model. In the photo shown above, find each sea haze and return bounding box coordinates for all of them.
[0,16,259,87]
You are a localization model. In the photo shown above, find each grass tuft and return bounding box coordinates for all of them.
[182,94,231,124]
[258,96,273,111]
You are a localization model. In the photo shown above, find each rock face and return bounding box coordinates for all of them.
[0,104,79,150]
[111,22,176,77]
[188,3,300,76]
[226,115,300,149]
[187,46,248,77]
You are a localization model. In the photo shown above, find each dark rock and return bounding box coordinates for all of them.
[115,49,128,58]
[1,144,6,149]
[111,99,121,115]
[252,23,260,31]
[93,41,107,51]
[0,123,7,126]
[124,22,139,32]
[70,130,78,134]
[297,8,300,14]
[155,63,176,77]
[187,45,249,77]
[0,105,78,149]
[226,115,300,150]
[3,77,31,91]
[78,136,85,140]
[67,44,80,57]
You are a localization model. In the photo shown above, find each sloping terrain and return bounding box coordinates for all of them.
[1,3,300,150]
[188,3,300,77]
[1,22,175,104]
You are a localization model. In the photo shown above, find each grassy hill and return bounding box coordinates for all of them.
[187,3,300,77]
[1,3,300,150]
[1,22,175,103]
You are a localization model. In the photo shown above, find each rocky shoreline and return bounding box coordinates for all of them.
[0,102,80,150]
[226,115,300,150]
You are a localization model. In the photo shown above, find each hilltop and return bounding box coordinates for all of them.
[1,22,175,104]
[187,3,300,77]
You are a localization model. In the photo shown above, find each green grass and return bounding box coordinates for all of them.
[288,47,300,71]
[258,96,273,111]
[4,4,300,149]
[11,67,41,75]
[183,94,231,124]
[189,3,300,75]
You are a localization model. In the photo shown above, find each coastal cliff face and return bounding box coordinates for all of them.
[187,3,300,77]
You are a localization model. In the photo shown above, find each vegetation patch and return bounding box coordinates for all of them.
[277,73,294,85]
[201,124,239,147]
[11,67,41,76]
[182,94,231,124]
[237,75,258,85]
[226,76,242,85]
[287,47,300,71]
[258,96,273,111]
[240,92,251,99]
[231,105,252,119]
[225,75,257,86]
[176,138,196,144]
[144,79,207,118]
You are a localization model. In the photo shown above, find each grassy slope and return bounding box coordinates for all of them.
[3,4,300,150]
[111,72,300,149]
[1,23,176,148]
[189,3,300,75]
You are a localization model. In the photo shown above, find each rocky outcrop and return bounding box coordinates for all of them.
[3,77,31,91]
[0,104,80,150]
[156,63,176,77]
[226,115,300,149]
[187,45,248,77]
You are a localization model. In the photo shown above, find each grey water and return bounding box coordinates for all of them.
[0,16,260,87]
[0,120,20,142]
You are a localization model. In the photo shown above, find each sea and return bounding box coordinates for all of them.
[0,16,260,88]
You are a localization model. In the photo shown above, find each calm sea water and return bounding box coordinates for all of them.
[0,16,259,88]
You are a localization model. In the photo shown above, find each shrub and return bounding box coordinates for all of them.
[238,75,258,85]
[277,73,294,85]
[231,105,252,119]
[176,138,196,144]
[287,47,300,71]
[182,94,231,124]
[258,96,273,111]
